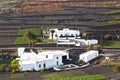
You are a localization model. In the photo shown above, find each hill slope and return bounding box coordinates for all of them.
[0,0,120,13]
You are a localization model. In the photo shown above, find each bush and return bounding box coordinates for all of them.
[40,68,46,72]
[87,45,102,52]
[113,64,120,72]
[0,64,7,72]
[10,59,19,73]
[100,59,114,66]
[104,34,112,40]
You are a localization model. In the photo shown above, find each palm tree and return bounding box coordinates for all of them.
[24,30,32,48]
[24,30,38,49]
[30,33,37,49]
[50,30,55,42]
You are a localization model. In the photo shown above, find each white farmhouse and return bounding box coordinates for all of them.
[49,28,80,40]
[17,48,69,71]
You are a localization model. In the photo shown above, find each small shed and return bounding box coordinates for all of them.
[79,50,99,63]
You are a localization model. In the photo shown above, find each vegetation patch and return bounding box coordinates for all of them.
[100,59,114,66]
[100,40,120,48]
[43,70,106,80]
[43,72,106,80]
[43,70,87,79]
[42,39,57,43]
[0,59,12,64]
[15,28,57,44]
[14,28,41,44]
[107,20,120,25]
[99,10,120,15]
[10,73,25,79]
[113,64,120,72]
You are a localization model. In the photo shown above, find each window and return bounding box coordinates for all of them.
[43,63,46,68]
[39,64,41,68]
[55,34,58,37]
[56,57,59,59]
[57,61,58,65]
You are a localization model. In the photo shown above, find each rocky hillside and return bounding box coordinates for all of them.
[0,0,120,13]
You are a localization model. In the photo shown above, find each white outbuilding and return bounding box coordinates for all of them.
[17,48,69,71]
[79,50,99,63]
[75,39,98,46]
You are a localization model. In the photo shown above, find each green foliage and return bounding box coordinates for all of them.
[15,28,40,44]
[42,39,57,43]
[44,70,87,80]
[0,64,7,72]
[100,40,120,48]
[15,28,57,44]
[108,20,120,25]
[40,68,46,72]
[100,59,114,66]
[10,73,25,79]
[44,73,106,80]
[0,59,12,64]
[72,75,106,80]
[104,34,112,40]
[10,59,19,73]
[113,64,120,72]
[99,10,120,15]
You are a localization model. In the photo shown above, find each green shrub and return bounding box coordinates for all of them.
[104,34,112,40]
[40,68,46,72]
[10,59,19,73]
[113,64,120,72]
[0,64,7,72]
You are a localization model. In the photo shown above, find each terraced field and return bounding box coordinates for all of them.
[0,0,119,45]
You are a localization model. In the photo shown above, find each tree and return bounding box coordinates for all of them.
[24,30,32,48]
[50,30,55,41]
[30,33,37,49]
[24,30,37,48]
[10,59,19,73]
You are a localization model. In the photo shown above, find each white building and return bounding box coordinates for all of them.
[75,39,98,46]
[49,28,80,40]
[79,50,99,63]
[17,48,69,71]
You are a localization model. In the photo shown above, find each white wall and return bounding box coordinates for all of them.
[75,39,98,46]
[79,50,99,63]
[18,50,67,71]
[18,47,25,57]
